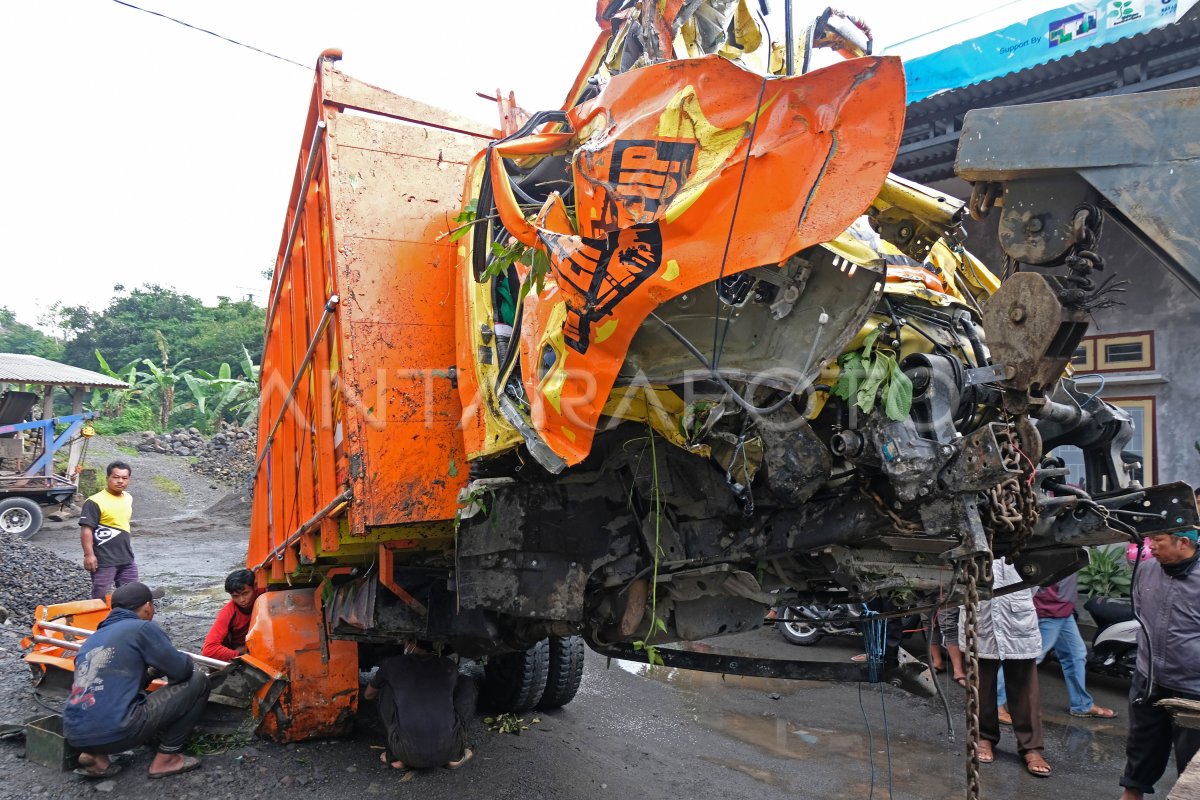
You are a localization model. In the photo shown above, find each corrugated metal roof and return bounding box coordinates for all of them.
[0,353,130,388]
[906,17,1200,118]
[895,17,1200,183]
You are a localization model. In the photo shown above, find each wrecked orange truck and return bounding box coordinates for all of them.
[27,0,1198,742]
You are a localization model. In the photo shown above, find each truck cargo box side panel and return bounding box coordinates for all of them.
[328,115,479,529]
[250,58,492,575]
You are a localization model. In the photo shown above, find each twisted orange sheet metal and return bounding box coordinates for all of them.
[494,54,906,466]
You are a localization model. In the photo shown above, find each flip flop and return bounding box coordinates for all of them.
[446,748,473,770]
[954,676,968,688]
[148,755,201,779]
[1070,706,1118,719]
[1024,752,1052,778]
[998,707,1013,727]
[74,763,123,779]
[850,653,868,663]
[977,742,994,764]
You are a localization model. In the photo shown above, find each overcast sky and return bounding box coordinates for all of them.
[4,0,1014,330]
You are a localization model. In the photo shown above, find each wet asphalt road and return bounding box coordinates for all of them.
[0,442,1152,799]
[1,613,1143,800]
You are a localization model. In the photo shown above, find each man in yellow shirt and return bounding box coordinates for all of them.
[78,462,138,599]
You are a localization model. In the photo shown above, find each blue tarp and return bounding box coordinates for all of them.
[901,1,1184,103]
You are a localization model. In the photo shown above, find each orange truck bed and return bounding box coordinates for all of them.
[249,52,495,581]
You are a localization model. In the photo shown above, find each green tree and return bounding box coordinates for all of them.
[0,307,64,359]
[50,285,265,375]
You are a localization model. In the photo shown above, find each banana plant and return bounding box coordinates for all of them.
[137,355,190,430]
[93,350,142,414]
[183,355,260,430]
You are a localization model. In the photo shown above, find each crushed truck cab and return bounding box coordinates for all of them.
[227,3,1199,740]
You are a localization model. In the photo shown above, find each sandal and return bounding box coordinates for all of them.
[74,763,123,779]
[998,706,1013,726]
[1070,706,1118,719]
[148,754,201,779]
[379,751,407,770]
[977,741,994,764]
[954,675,968,688]
[1024,751,1052,778]
[446,748,474,770]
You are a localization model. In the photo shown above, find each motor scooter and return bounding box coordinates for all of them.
[775,603,863,646]
[1084,596,1138,679]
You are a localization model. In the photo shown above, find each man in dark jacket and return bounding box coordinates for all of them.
[64,582,210,779]
[364,641,476,771]
[1119,529,1200,800]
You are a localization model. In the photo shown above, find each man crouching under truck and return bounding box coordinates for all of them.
[363,639,478,772]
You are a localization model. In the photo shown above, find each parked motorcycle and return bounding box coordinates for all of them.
[1084,596,1138,679]
[775,603,863,646]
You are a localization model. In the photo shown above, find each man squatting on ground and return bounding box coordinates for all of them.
[364,640,477,771]
[79,461,138,600]
[202,569,262,661]
[1119,528,1200,799]
[64,582,210,779]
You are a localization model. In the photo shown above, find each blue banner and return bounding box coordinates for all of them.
[900,1,1183,103]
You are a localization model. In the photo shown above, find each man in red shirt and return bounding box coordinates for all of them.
[202,570,260,661]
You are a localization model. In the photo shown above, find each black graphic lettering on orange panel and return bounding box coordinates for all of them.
[551,223,664,354]
[608,140,697,217]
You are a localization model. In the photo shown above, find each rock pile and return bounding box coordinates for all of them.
[136,426,208,456]
[0,535,91,628]
[135,422,258,487]
[189,422,257,487]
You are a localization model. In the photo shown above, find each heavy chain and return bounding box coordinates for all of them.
[982,420,1038,558]
[962,553,988,800]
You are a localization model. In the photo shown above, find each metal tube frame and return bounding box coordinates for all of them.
[251,295,340,483]
[264,119,328,334]
[255,488,353,571]
[33,621,229,670]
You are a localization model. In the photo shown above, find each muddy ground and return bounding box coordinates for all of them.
[0,437,1151,799]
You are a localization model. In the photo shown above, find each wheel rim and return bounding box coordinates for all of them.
[1,507,32,535]
[782,611,818,639]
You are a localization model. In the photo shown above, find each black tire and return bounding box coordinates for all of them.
[779,606,823,646]
[0,497,43,539]
[538,635,585,709]
[482,639,549,712]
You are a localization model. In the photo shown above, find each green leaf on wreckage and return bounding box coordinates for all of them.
[884,360,914,421]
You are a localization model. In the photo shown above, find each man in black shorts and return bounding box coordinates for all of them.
[364,641,476,770]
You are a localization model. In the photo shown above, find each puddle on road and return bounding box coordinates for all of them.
[614,658,964,800]
[702,710,861,759]
[1044,713,1128,765]
[701,708,961,798]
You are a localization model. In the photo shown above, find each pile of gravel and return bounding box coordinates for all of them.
[134,422,258,487]
[136,426,208,456]
[0,536,91,628]
[189,422,257,487]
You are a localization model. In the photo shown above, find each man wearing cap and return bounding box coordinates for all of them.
[1118,529,1200,800]
[63,582,210,779]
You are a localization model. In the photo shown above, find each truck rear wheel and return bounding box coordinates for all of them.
[482,639,549,712]
[0,498,43,539]
[538,635,585,709]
